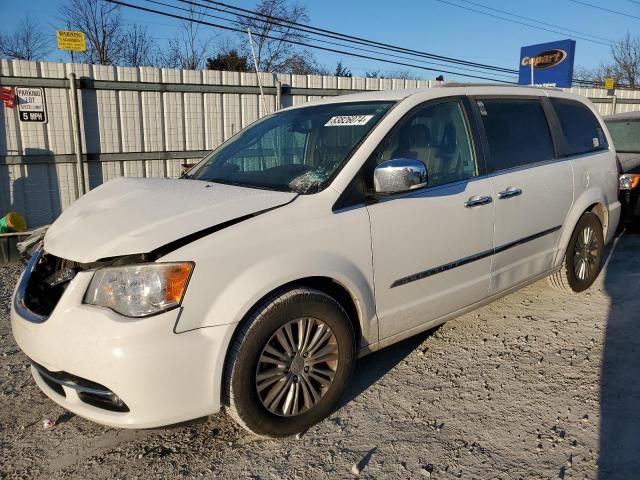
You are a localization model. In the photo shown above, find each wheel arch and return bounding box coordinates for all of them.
[227,276,364,350]
[220,276,366,405]
[555,189,608,266]
[587,202,608,236]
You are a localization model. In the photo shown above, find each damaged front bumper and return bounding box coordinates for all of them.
[10,253,237,429]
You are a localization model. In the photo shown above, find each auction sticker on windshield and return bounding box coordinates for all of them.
[325,115,374,126]
[16,87,47,123]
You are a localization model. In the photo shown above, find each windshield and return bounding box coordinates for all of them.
[187,101,393,193]
[606,119,640,153]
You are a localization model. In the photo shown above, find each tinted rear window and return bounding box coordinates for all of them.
[550,98,608,156]
[479,98,555,171]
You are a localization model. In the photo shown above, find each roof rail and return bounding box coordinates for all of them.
[440,82,562,91]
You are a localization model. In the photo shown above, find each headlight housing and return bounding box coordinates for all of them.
[84,262,194,317]
[620,174,640,191]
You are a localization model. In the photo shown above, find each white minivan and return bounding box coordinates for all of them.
[11,85,620,438]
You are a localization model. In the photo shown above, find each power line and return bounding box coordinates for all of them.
[178,0,618,87]
[154,0,518,79]
[435,0,612,46]
[195,0,518,74]
[113,0,617,88]
[198,0,615,87]
[569,0,640,21]
[456,0,614,44]
[107,0,518,83]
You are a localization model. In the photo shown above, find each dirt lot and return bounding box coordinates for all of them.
[1,233,639,480]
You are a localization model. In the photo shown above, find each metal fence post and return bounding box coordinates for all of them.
[612,94,618,115]
[68,72,86,197]
[275,76,282,111]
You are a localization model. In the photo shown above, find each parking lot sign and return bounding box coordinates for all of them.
[16,87,47,123]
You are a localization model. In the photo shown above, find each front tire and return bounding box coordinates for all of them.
[548,212,604,293]
[223,287,355,438]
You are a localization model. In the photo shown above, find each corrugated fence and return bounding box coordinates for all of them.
[1,59,639,227]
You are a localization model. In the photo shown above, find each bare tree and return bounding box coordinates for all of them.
[0,17,51,60]
[207,49,249,72]
[573,64,615,86]
[279,51,322,74]
[576,33,640,88]
[384,69,422,80]
[161,5,211,70]
[121,25,157,67]
[611,32,640,88]
[237,0,316,74]
[60,0,124,65]
[334,60,352,77]
[363,69,422,80]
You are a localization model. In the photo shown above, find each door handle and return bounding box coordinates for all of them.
[464,195,493,208]
[498,187,523,199]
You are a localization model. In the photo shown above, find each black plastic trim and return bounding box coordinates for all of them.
[31,361,130,412]
[391,225,561,288]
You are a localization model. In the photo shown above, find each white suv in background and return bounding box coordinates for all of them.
[11,85,620,438]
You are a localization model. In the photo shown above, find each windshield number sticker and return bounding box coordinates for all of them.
[325,115,374,127]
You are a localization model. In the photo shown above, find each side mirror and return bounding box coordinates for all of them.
[373,159,428,195]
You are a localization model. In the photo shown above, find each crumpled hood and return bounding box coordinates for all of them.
[44,177,296,263]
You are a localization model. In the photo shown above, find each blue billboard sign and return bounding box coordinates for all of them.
[518,40,576,88]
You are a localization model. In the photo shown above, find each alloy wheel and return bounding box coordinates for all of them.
[255,317,339,417]
[573,225,600,281]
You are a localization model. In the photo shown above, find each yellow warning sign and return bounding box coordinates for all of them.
[604,78,615,90]
[56,30,86,52]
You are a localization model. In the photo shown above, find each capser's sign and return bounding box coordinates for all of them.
[518,40,576,88]
[521,49,568,70]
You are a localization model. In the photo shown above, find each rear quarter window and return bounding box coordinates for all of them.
[550,98,608,156]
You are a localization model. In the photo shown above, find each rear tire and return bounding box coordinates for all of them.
[223,287,355,438]
[548,212,604,293]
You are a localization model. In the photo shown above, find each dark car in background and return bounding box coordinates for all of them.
[605,112,640,226]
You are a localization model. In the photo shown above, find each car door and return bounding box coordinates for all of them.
[365,98,495,341]
[473,97,573,294]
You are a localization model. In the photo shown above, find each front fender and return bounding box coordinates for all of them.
[161,201,378,347]
[190,251,376,342]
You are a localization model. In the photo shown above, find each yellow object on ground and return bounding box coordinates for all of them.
[0,212,27,233]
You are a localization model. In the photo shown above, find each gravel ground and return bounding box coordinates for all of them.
[1,233,639,480]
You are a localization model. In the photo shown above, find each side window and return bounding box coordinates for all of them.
[479,98,555,172]
[550,98,608,156]
[369,101,477,189]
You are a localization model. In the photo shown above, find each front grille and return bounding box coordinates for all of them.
[31,361,130,413]
[23,252,77,318]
